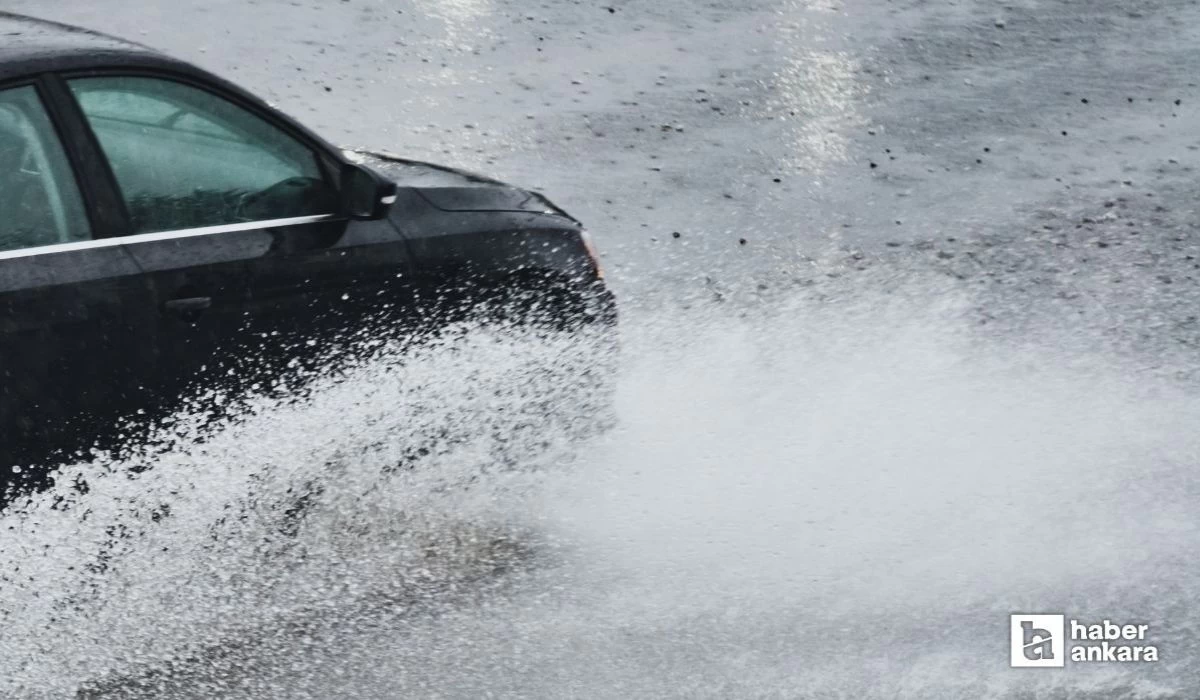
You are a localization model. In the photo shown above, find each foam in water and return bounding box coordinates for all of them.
[1,268,1198,699]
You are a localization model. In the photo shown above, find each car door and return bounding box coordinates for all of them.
[64,74,415,414]
[0,82,157,489]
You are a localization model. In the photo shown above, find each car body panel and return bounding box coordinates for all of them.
[0,244,155,476]
[0,13,614,500]
[357,153,598,284]
[358,150,578,221]
[387,189,597,287]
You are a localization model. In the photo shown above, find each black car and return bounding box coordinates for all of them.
[0,13,615,498]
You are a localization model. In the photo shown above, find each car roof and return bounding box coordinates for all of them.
[0,12,193,84]
[0,12,345,162]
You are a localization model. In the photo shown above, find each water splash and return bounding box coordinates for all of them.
[0,322,606,697]
[2,264,1199,698]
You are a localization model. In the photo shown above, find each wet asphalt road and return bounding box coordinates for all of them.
[9,0,1200,300]
[5,0,1200,697]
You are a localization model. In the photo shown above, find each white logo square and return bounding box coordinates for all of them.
[1010,614,1065,668]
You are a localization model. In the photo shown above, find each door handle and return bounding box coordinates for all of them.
[164,296,212,315]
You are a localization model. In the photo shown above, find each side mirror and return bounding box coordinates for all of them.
[341,163,398,220]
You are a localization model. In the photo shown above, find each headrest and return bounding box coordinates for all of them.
[0,105,30,161]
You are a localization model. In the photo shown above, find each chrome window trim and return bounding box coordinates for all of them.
[0,214,341,262]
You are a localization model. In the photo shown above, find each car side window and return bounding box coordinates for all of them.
[0,86,91,252]
[68,76,337,235]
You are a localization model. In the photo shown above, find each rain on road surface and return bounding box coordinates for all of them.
[3,0,1200,697]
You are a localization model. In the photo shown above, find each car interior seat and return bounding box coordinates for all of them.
[0,102,74,250]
